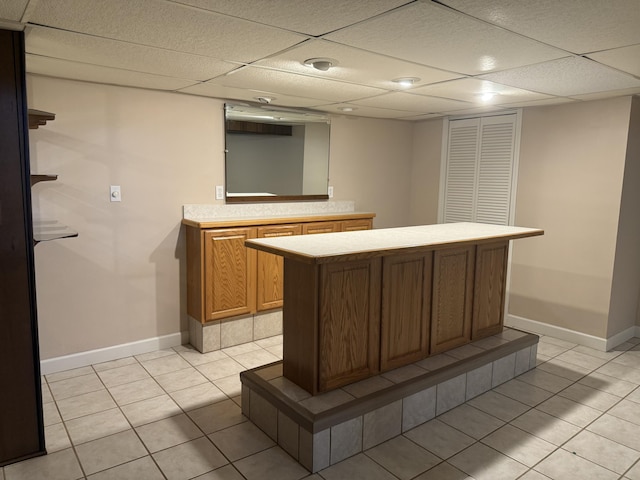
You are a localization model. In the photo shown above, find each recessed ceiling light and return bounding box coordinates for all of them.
[479,92,497,102]
[255,96,274,104]
[303,58,338,71]
[392,77,421,87]
[338,106,356,112]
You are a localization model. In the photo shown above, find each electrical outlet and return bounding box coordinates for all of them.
[328,186,334,198]
[110,185,121,202]
[215,185,224,200]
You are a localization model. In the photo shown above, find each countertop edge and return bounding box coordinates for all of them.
[182,212,376,229]
[245,225,544,264]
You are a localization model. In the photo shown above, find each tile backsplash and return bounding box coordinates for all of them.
[183,201,355,220]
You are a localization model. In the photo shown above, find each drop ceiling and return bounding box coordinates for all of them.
[2,0,640,120]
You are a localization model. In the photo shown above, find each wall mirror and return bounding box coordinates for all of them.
[224,102,330,203]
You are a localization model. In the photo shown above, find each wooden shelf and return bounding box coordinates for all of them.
[27,109,55,129]
[28,108,79,245]
[30,174,58,187]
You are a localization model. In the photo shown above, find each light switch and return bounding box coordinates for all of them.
[110,185,121,202]
[215,185,224,200]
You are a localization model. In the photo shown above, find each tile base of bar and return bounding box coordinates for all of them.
[240,328,539,473]
[188,310,282,353]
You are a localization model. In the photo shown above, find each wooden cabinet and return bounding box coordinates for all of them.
[431,246,475,354]
[185,213,375,324]
[204,228,256,320]
[302,221,341,235]
[256,224,301,311]
[380,253,432,371]
[341,218,373,232]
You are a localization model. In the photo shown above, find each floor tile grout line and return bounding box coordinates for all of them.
[43,375,90,480]
[87,361,173,479]
[490,337,640,479]
[422,337,640,479]
[35,334,640,480]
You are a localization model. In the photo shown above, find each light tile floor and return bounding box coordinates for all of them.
[4,333,640,479]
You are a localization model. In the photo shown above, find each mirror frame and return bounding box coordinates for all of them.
[224,102,330,203]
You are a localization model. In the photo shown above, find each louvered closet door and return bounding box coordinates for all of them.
[476,115,516,225]
[443,118,479,223]
[443,114,517,226]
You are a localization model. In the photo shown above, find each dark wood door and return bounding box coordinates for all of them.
[0,29,46,466]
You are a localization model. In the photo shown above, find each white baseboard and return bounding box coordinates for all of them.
[40,331,189,375]
[605,325,640,351]
[506,314,640,351]
[506,314,610,350]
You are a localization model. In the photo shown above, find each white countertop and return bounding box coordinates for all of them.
[245,222,543,263]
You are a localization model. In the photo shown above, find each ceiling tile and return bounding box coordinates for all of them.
[494,97,578,108]
[0,0,29,21]
[480,57,640,96]
[410,78,551,105]
[26,26,240,81]
[569,87,640,102]
[438,105,509,116]
[313,103,417,119]
[173,0,413,36]
[26,55,199,91]
[324,2,567,75]
[396,113,445,121]
[254,39,462,89]
[353,92,472,113]
[178,82,325,108]
[439,0,640,54]
[588,44,640,78]
[28,0,307,62]
[206,66,388,103]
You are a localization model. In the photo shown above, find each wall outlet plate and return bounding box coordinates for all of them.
[215,185,224,200]
[328,186,334,198]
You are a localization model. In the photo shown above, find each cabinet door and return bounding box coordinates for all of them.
[341,219,373,231]
[204,228,256,320]
[472,241,509,339]
[431,246,474,354]
[302,221,341,235]
[318,258,381,392]
[381,252,432,371]
[256,224,302,311]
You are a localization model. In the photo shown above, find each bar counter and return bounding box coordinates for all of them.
[246,222,543,394]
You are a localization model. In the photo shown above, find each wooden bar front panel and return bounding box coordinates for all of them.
[431,246,475,354]
[472,241,509,339]
[256,224,302,311]
[318,258,381,392]
[283,259,319,394]
[380,253,432,371]
[204,228,256,320]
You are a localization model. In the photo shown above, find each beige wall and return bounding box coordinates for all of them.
[27,75,414,359]
[409,119,443,225]
[608,96,640,336]
[328,115,413,228]
[509,97,632,338]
